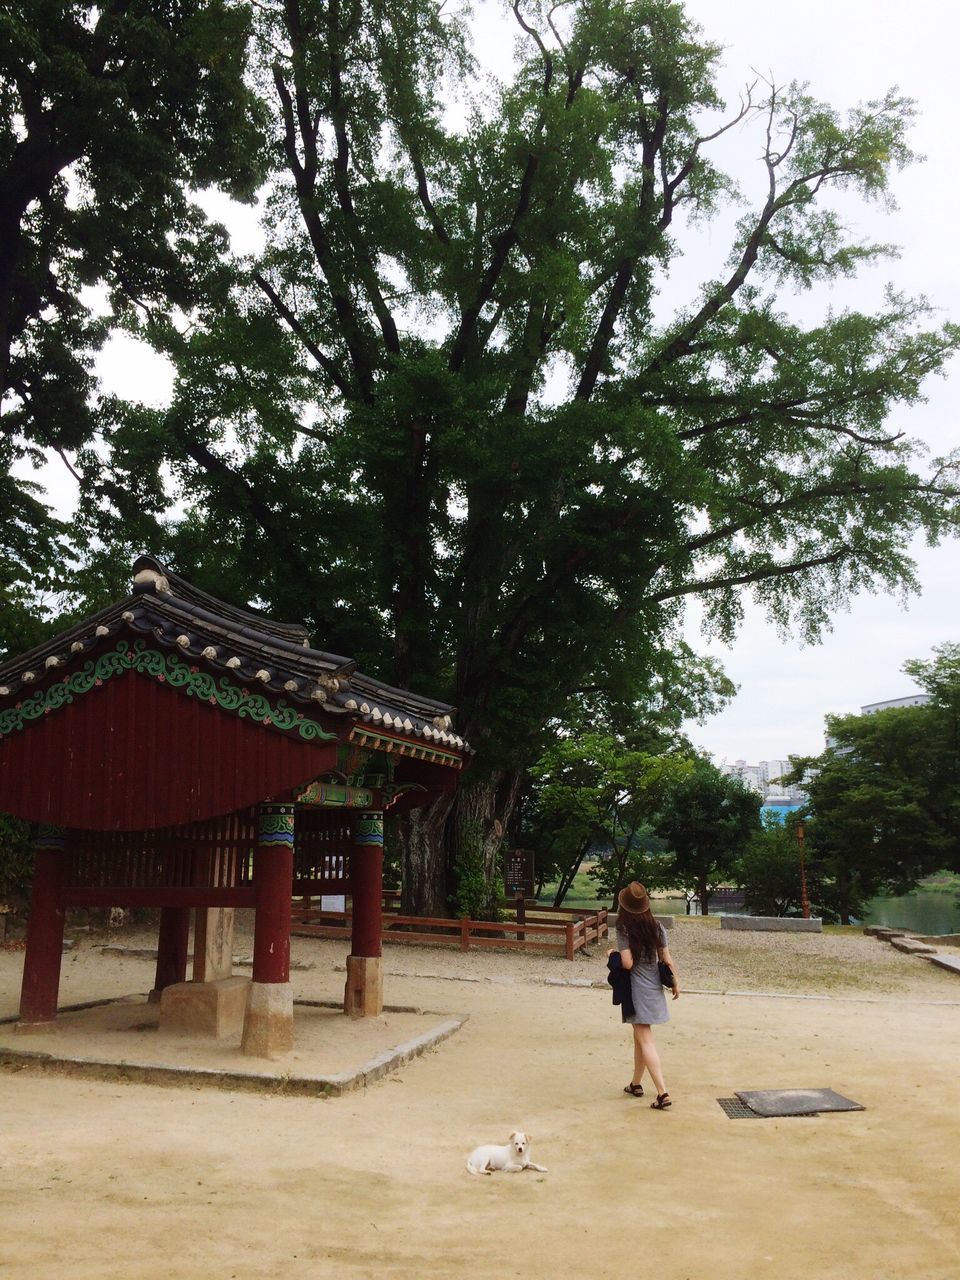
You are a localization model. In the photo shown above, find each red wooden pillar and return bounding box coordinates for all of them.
[17,826,66,1032]
[241,803,295,1057]
[344,811,383,1017]
[149,906,191,1002]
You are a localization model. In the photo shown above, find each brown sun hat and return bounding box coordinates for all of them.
[617,881,650,915]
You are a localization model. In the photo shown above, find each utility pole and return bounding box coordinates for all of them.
[796,821,810,919]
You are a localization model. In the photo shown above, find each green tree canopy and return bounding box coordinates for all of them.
[522,732,689,907]
[7,0,960,914]
[0,0,265,640]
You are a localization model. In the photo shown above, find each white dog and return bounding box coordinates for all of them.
[466,1130,547,1176]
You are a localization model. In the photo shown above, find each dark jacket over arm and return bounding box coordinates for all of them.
[606,951,635,1020]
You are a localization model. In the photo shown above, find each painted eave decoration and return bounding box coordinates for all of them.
[0,555,472,763]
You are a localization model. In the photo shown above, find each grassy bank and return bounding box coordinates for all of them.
[538,866,960,915]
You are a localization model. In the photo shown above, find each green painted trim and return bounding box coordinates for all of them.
[296,781,375,809]
[0,640,337,743]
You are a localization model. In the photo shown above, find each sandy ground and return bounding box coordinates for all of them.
[1,917,959,1280]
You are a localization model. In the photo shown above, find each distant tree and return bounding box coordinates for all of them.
[652,758,761,914]
[521,733,688,908]
[789,645,960,922]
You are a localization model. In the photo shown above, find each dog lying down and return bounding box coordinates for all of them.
[466,1131,547,1176]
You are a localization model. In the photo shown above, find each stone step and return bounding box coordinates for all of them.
[929,954,960,976]
[890,937,938,955]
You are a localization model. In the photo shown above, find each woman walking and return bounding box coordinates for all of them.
[611,881,679,1110]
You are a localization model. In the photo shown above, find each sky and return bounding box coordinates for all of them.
[669,0,960,764]
[16,0,960,767]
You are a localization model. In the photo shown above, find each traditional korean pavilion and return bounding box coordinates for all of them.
[0,556,469,1056]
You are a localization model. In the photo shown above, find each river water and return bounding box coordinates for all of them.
[861,890,960,935]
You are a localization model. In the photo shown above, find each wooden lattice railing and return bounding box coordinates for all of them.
[291,904,608,959]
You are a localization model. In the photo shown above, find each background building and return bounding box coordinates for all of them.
[720,758,807,804]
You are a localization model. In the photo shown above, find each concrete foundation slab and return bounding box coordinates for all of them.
[159,976,250,1039]
[0,997,465,1096]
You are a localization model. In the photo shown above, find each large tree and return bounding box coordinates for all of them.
[17,0,960,913]
[0,0,265,647]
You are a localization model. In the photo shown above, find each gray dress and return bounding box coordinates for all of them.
[616,923,669,1025]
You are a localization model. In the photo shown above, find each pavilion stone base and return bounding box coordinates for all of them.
[343,955,383,1019]
[241,981,294,1059]
[159,976,251,1039]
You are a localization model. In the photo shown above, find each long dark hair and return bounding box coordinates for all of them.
[619,907,661,962]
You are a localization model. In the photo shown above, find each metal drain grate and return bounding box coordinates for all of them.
[717,1097,765,1119]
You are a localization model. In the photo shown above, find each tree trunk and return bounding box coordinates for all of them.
[698,873,709,916]
[552,839,590,908]
[398,793,455,917]
[837,867,851,927]
[449,769,523,914]
[398,769,523,917]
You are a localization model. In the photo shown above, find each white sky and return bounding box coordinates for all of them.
[673,0,960,763]
[17,0,960,765]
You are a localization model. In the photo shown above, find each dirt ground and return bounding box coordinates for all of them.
[1,918,959,1280]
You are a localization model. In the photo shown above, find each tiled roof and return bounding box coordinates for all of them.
[0,556,470,757]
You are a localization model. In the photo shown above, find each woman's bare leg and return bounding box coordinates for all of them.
[636,1024,667,1097]
[631,1025,646,1086]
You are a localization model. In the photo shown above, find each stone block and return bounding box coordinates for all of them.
[891,937,937,955]
[720,915,822,933]
[241,981,294,1059]
[343,954,384,1018]
[159,976,250,1039]
[192,907,235,983]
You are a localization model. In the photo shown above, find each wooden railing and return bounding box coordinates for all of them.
[290,905,608,959]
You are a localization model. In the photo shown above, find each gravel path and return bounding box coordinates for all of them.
[74,911,960,1002]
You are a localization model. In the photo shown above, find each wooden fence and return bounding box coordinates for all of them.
[290,903,608,960]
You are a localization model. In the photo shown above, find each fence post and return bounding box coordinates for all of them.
[599,908,608,940]
[460,918,470,952]
[565,921,575,961]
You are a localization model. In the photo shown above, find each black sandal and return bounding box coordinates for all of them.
[623,1082,645,1097]
[650,1093,672,1110]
